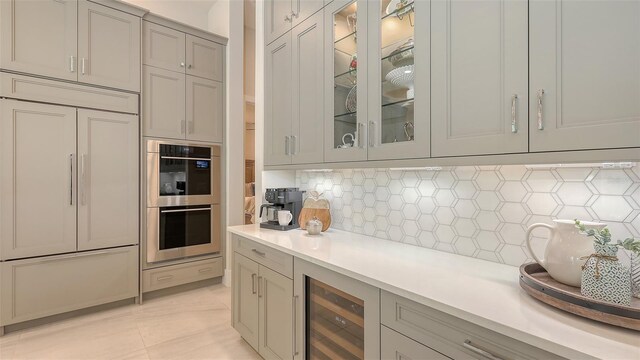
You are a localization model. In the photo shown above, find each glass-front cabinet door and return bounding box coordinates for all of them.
[324,0,369,162]
[368,0,430,160]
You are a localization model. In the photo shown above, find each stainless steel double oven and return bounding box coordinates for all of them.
[146,140,221,264]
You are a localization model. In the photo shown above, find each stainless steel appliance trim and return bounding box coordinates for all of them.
[160,156,212,161]
[146,204,221,263]
[146,139,222,157]
[146,142,221,207]
[160,207,211,214]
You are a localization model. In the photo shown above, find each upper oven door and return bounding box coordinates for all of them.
[147,140,221,207]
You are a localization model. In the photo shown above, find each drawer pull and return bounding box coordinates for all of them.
[463,340,503,360]
[198,267,213,273]
[157,275,174,282]
[252,249,266,257]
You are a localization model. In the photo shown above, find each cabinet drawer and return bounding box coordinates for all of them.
[0,72,139,114]
[233,235,293,278]
[381,325,450,360]
[381,291,563,360]
[142,257,223,293]
[1,246,138,326]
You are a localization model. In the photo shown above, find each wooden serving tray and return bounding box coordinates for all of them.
[519,263,640,331]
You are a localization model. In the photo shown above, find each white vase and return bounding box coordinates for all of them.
[526,219,606,287]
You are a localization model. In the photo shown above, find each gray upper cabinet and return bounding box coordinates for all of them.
[143,65,186,139]
[0,0,78,82]
[367,0,430,161]
[0,0,142,93]
[292,0,325,27]
[265,34,293,165]
[142,19,225,142]
[143,21,186,73]
[431,0,528,157]
[266,0,324,45]
[265,0,294,45]
[324,0,369,163]
[186,35,224,82]
[77,109,139,251]
[78,0,141,92]
[0,100,77,260]
[291,11,324,165]
[529,0,640,152]
[186,75,224,143]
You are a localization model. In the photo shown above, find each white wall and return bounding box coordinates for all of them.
[122,0,213,30]
[217,0,244,285]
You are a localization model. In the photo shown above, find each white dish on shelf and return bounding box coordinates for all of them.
[385,65,415,98]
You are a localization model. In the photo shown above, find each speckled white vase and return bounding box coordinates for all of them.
[581,244,632,306]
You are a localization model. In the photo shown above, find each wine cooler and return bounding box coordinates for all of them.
[307,278,365,359]
[294,258,379,360]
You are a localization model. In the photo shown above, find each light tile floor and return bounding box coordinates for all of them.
[0,285,262,360]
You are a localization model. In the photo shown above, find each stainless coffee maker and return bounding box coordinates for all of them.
[259,188,305,231]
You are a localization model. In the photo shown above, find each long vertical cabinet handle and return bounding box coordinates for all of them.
[368,121,376,147]
[293,295,299,356]
[80,154,87,205]
[81,58,86,75]
[511,94,518,133]
[257,276,263,297]
[291,135,297,155]
[356,122,364,148]
[251,273,257,294]
[537,89,545,130]
[285,136,290,155]
[69,56,76,73]
[69,154,74,205]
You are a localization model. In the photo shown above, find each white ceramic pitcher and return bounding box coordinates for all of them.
[525,219,606,287]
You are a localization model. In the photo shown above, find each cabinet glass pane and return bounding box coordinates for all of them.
[333,2,360,150]
[380,0,415,144]
[306,278,364,360]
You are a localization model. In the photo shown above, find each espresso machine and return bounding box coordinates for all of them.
[259,188,305,231]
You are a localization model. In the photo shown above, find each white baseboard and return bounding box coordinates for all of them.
[222,268,232,287]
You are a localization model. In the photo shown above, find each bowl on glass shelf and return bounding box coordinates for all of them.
[385,64,415,99]
[387,38,414,67]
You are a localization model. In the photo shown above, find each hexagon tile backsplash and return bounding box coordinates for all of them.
[296,165,640,266]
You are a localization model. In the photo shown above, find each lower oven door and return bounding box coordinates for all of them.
[147,204,221,263]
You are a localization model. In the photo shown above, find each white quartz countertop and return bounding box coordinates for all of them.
[227,224,640,360]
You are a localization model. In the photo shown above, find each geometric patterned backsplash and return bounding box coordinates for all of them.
[296,165,640,266]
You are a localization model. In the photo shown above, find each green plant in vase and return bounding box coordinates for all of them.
[575,220,640,306]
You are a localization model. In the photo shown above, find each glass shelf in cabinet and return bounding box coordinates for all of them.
[382,1,414,21]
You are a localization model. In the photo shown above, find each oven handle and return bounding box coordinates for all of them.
[160,207,212,214]
[160,156,212,161]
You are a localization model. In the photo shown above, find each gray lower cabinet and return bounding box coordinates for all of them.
[380,290,563,360]
[0,246,138,326]
[381,325,450,360]
[232,243,294,360]
[143,257,223,293]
